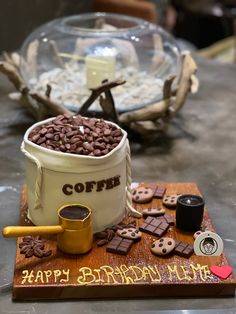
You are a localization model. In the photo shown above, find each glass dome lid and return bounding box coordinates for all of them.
[20,12,180,112]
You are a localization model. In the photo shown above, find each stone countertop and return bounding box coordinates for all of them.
[0,57,236,313]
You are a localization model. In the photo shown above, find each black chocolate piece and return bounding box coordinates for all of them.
[174,239,194,258]
[106,236,133,255]
[139,216,169,237]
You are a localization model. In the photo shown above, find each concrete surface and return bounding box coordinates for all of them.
[0,57,236,313]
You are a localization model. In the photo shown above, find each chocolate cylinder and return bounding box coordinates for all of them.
[176,194,204,232]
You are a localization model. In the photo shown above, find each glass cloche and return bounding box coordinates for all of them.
[20,12,180,112]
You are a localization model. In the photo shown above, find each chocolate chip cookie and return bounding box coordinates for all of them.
[142,207,165,217]
[162,194,181,208]
[117,227,142,241]
[132,186,154,203]
[151,237,175,256]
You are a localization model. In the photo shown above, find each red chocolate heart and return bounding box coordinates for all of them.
[210,265,233,280]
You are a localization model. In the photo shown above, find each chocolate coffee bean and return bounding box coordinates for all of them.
[19,236,51,259]
[28,114,123,157]
[97,239,109,247]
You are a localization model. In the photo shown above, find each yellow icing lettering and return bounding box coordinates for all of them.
[94,268,104,283]
[100,265,119,284]
[142,266,161,282]
[119,264,134,284]
[35,270,44,283]
[167,265,186,281]
[202,265,213,280]
[60,269,70,283]
[148,266,162,282]
[190,264,213,281]
[43,270,52,283]
[77,267,96,285]
[21,270,34,284]
[190,263,206,281]
[53,269,62,283]
[180,265,192,281]
[113,266,125,283]
[129,266,144,282]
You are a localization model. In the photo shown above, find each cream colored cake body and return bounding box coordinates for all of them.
[22,118,128,233]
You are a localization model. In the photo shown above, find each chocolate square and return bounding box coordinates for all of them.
[174,239,194,258]
[106,236,133,255]
[139,217,169,237]
[158,214,175,226]
[148,185,166,198]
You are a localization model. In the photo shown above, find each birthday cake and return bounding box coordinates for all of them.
[2,115,236,299]
[21,114,137,232]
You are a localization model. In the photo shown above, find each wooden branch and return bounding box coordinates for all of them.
[119,75,175,124]
[45,84,52,98]
[79,79,125,115]
[11,52,21,69]
[163,75,176,99]
[190,74,199,94]
[129,120,168,135]
[30,92,73,116]
[98,79,119,123]
[0,61,26,91]
[119,98,174,123]
[171,52,198,113]
[26,39,39,78]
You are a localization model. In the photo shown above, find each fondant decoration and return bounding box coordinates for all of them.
[151,237,175,256]
[157,214,175,226]
[210,265,233,280]
[106,236,133,255]
[3,204,93,255]
[131,182,139,189]
[163,194,181,208]
[132,186,154,203]
[12,183,236,299]
[21,115,139,232]
[174,239,194,258]
[193,230,203,239]
[139,216,169,237]
[142,207,165,217]
[117,227,142,241]
[149,185,166,198]
[194,231,223,256]
[19,236,52,258]
[176,194,204,232]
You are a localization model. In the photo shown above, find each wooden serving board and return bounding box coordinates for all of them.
[12,182,236,300]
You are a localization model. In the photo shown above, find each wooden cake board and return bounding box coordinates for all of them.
[12,182,236,300]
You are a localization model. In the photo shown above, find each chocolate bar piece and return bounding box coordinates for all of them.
[158,214,175,226]
[149,185,166,198]
[106,236,133,255]
[174,239,194,258]
[139,216,169,237]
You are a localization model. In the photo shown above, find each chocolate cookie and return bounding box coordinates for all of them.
[151,237,175,256]
[132,186,154,203]
[117,227,142,241]
[142,207,165,217]
[162,194,181,208]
